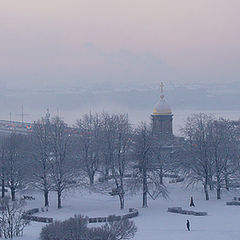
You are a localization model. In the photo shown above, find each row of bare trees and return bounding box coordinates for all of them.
[0,116,73,209]
[69,113,133,209]
[0,112,172,209]
[180,113,240,200]
[30,116,74,209]
[75,113,172,209]
[1,112,239,210]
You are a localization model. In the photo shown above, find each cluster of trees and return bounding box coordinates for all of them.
[0,111,240,212]
[0,112,173,210]
[180,113,240,200]
[72,113,174,209]
[0,116,73,210]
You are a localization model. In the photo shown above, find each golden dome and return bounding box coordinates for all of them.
[152,95,172,115]
[152,82,172,115]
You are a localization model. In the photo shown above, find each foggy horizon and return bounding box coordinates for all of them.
[1,3,240,240]
[1,0,240,89]
[0,0,240,132]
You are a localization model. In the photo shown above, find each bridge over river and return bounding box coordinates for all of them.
[0,120,32,135]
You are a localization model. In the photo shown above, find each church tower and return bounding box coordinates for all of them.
[151,83,173,140]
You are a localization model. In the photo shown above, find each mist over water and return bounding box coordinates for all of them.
[1,105,239,137]
[0,83,240,136]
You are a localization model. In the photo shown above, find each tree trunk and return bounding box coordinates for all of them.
[44,190,49,207]
[217,187,221,199]
[224,172,229,191]
[1,175,5,198]
[204,180,209,200]
[208,175,214,191]
[142,169,148,208]
[215,150,221,199]
[57,191,62,209]
[104,168,109,180]
[89,174,94,185]
[11,187,15,201]
[142,189,147,208]
[208,164,214,191]
[159,166,163,185]
[119,194,125,210]
[216,171,221,199]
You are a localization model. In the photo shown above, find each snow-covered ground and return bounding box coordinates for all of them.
[14,181,240,240]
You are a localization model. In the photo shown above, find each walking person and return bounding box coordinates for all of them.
[190,196,195,207]
[186,220,190,231]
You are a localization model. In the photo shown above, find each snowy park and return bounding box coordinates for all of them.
[1,1,240,239]
[11,180,240,240]
[0,111,238,240]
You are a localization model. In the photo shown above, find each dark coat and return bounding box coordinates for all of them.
[186,220,190,231]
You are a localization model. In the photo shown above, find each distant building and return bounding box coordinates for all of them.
[151,83,173,142]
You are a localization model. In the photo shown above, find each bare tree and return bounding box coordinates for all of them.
[109,114,132,209]
[181,113,214,200]
[133,122,152,208]
[0,139,7,198]
[208,119,240,199]
[4,133,25,201]
[132,122,169,207]
[76,113,101,185]
[0,197,29,238]
[31,115,53,207]
[86,113,133,209]
[99,112,116,180]
[48,117,73,209]
[181,114,240,200]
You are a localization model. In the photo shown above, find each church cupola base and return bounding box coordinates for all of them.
[151,114,173,140]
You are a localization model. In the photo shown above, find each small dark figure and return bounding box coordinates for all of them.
[186,220,190,231]
[190,196,195,207]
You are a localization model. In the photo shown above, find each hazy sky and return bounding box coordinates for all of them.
[1,0,240,89]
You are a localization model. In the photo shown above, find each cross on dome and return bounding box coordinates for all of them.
[152,82,172,115]
[160,82,165,99]
[160,82,164,93]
